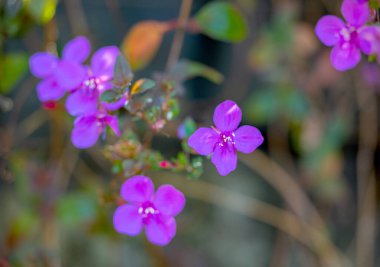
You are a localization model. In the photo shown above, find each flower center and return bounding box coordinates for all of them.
[339,26,357,43]
[83,77,100,93]
[138,201,159,223]
[218,131,235,147]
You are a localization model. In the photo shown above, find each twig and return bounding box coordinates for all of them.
[152,173,348,267]
[165,0,193,70]
[354,82,378,267]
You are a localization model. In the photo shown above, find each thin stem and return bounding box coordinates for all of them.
[153,174,348,267]
[355,83,378,267]
[165,0,193,70]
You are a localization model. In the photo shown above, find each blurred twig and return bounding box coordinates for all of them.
[63,0,89,36]
[354,81,378,267]
[165,0,193,70]
[153,173,348,267]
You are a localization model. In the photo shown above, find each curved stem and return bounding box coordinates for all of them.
[165,0,193,70]
[153,174,348,267]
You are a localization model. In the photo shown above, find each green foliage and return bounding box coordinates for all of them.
[0,52,28,94]
[112,54,134,88]
[195,2,248,42]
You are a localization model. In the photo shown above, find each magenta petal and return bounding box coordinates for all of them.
[358,26,380,55]
[121,175,155,203]
[211,145,237,176]
[315,15,345,46]
[71,115,100,149]
[65,90,98,116]
[213,100,242,132]
[330,43,361,71]
[105,115,120,136]
[55,61,85,89]
[341,0,369,27]
[91,46,119,81]
[36,77,65,102]
[29,52,58,78]
[188,127,219,156]
[113,204,143,236]
[234,125,264,154]
[63,36,91,63]
[145,217,176,246]
[102,96,127,111]
[153,185,185,217]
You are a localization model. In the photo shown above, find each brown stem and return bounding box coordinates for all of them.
[355,83,378,267]
[165,0,193,70]
[152,173,348,267]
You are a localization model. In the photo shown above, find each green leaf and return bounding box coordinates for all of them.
[0,52,28,94]
[171,60,224,84]
[195,2,248,42]
[112,54,134,88]
[25,0,57,24]
[100,89,123,103]
[130,78,156,95]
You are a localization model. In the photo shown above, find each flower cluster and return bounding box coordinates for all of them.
[29,36,124,148]
[315,0,380,71]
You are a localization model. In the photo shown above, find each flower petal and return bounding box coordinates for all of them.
[188,127,219,156]
[63,36,91,63]
[36,77,66,102]
[358,26,380,55]
[330,43,361,71]
[71,115,100,149]
[65,90,98,116]
[91,46,119,81]
[145,217,176,246]
[315,15,345,46]
[29,52,58,78]
[341,0,369,27]
[121,175,155,203]
[234,125,264,154]
[105,114,120,136]
[211,145,237,176]
[113,204,143,236]
[213,100,242,132]
[55,61,85,89]
[153,185,185,217]
[102,96,127,111]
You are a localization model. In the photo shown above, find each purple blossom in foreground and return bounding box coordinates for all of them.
[315,0,373,71]
[188,100,264,176]
[29,36,88,102]
[71,109,120,149]
[66,45,126,116]
[113,176,185,246]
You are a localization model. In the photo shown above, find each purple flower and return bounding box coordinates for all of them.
[315,0,372,71]
[188,100,264,176]
[359,25,380,61]
[113,175,185,246]
[29,36,89,102]
[66,45,125,116]
[71,109,120,149]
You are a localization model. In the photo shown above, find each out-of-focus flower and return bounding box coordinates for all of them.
[29,36,89,102]
[188,100,264,176]
[66,46,125,116]
[315,0,373,71]
[113,175,185,246]
[71,109,120,149]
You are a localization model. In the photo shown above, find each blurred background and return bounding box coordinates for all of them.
[0,0,379,266]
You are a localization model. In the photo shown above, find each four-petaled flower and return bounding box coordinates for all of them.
[315,0,374,71]
[188,100,264,176]
[113,175,185,246]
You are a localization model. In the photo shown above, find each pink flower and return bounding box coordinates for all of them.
[113,175,185,246]
[315,0,372,71]
[188,100,264,176]
[29,36,89,102]
[71,109,120,149]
